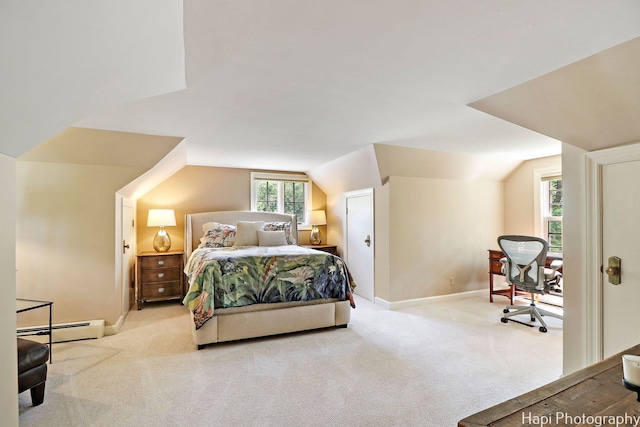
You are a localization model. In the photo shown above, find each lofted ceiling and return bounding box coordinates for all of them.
[75,0,640,172]
[470,37,640,152]
[5,1,640,173]
[19,128,184,168]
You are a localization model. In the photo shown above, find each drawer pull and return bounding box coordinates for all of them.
[157,273,165,279]
[157,260,165,266]
[158,287,164,293]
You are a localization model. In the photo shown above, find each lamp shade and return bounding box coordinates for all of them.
[147,209,176,227]
[309,210,327,225]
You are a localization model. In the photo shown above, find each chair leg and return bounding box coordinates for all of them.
[537,307,563,320]
[530,307,548,329]
[30,382,46,406]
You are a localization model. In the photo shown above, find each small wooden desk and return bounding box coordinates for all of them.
[459,343,640,427]
[488,249,562,304]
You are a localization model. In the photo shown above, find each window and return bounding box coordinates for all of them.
[542,176,563,253]
[251,172,311,225]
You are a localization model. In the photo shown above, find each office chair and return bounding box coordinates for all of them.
[497,235,563,333]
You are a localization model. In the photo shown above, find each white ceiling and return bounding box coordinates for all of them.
[471,37,640,152]
[53,1,640,171]
[1,0,185,159]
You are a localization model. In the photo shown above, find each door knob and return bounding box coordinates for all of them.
[123,241,130,254]
[606,256,621,285]
[364,235,371,247]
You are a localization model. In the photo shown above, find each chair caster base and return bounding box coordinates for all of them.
[503,308,510,313]
[501,317,508,323]
[539,326,547,333]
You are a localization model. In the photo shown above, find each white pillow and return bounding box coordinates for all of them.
[263,221,296,245]
[257,230,288,247]
[233,221,265,246]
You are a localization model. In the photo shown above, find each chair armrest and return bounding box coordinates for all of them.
[550,259,563,271]
[500,258,512,285]
[536,265,546,290]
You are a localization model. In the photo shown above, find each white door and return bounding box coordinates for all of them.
[345,189,374,301]
[602,160,640,357]
[121,201,135,317]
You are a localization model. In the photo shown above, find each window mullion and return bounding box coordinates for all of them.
[277,182,285,213]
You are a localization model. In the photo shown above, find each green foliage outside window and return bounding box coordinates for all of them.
[548,220,562,253]
[256,181,278,212]
[284,182,305,219]
[548,179,563,252]
[549,179,563,217]
[256,180,306,221]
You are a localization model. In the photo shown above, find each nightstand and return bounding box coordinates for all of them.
[302,244,338,256]
[135,251,184,310]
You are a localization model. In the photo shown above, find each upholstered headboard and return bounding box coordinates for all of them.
[184,211,298,260]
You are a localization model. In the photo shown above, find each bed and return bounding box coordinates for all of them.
[182,211,355,349]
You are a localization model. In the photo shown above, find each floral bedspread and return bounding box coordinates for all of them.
[183,246,356,329]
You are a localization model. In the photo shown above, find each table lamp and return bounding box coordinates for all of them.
[147,209,176,252]
[309,210,326,245]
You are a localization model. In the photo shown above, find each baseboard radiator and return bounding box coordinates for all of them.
[17,319,105,344]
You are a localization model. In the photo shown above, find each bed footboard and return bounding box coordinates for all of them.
[190,300,351,349]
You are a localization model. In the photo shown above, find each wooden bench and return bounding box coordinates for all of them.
[459,343,640,426]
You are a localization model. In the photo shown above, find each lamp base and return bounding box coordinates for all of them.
[309,226,322,245]
[153,227,172,252]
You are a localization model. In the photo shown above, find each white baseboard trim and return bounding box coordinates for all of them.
[18,319,105,344]
[105,314,125,336]
[374,289,485,310]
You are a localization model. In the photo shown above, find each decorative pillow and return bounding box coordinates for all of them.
[263,221,296,245]
[203,221,228,233]
[257,230,288,247]
[198,222,236,248]
[233,221,265,246]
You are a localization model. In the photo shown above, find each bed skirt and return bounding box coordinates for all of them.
[190,299,351,349]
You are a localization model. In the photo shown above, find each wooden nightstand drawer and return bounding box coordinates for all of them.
[142,282,182,299]
[140,268,182,284]
[139,255,181,269]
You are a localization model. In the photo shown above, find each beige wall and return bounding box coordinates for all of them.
[136,166,328,253]
[16,161,146,327]
[503,155,562,235]
[375,144,521,182]
[0,154,18,425]
[327,169,504,302]
[325,193,345,254]
[383,176,503,302]
[321,145,526,304]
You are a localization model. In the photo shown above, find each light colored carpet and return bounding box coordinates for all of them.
[18,293,562,427]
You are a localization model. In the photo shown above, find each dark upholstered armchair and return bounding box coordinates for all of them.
[17,338,49,406]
